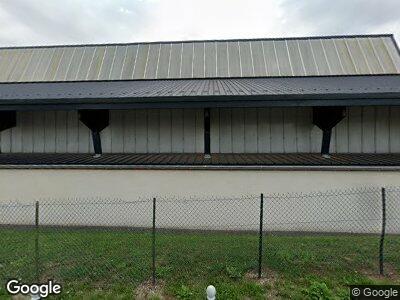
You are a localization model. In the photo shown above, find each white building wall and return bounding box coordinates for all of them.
[0,169,399,233]
[0,106,400,153]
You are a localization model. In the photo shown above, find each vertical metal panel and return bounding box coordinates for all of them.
[169,43,182,78]
[111,110,124,153]
[78,114,90,153]
[1,128,11,153]
[195,109,204,153]
[133,44,150,79]
[244,108,257,153]
[251,41,267,77]
[8,49,32,82]
[101,120,111,153]
[193,43,205,78]
[357,38,383,73]
[171,109,184,152]
[361,107,375,153]
[270,108,284,152]
[123,110,136,153]
[21,112,33,153]
[348,107,362,152]
[382,37,400,72]
[204,42,217,77]
[135,109,148,153]
[283,108,297,152]
[54,47,75,81]
[159,109,172,152]
[239,41,254,77]
[310,124,322,153]
[263,41,280,76]
[216,42,229,77]
[309,40,331,75]
[335,109,348,153]
[147,109,160,153]
[11,113,22,152]
[86,46,106,80]
[98,46,117,80]
[55,111,67,153]
[297,40,318,76]
[67,111,79,153]
[32,48,55,81]
[346,39,370,74]
[232,108,245,153]
[375,107,390,153]
[371,37,398,73]
[120,45,138,79]
[43,48,64,81]
[219,108,232,152]
[109,46,127,80]
[257,108,271,153]
[183,109,196,152]
[145,44,160,79]
[157,44,172,79]
[210,108,220,153]
[0,50,12,81]
[181,43,194,78]
[0,50,21,81]
[321,39,344,75]
[296,108,311,152]
[286,40,305,76]
[44,111,56,152]
[334,39,357,74]
[65,47,85,81]
[274,40,292,76]
[76,47,96,80]
[20,49,43,81]
[227,42,241,77]
[389,107,400,153]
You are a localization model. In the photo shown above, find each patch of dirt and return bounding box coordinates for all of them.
[135,279,167,300]
[245,268,280,299]
[362,263,399,283]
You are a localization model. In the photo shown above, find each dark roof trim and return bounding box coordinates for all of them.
[0,33,394,50]
[0,75,398,110]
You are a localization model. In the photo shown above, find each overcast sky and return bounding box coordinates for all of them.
[0,0,399,47]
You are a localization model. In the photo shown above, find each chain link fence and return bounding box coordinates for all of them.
[0,186,399,298]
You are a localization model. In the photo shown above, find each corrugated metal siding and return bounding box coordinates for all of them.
[0,109,204,154]
[1,107,400,154]
[211,107,400,153]
[0,36,398,83]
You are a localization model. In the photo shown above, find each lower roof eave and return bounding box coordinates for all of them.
[1,164,400,171]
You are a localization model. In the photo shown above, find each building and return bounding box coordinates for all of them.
[0,34,399,205]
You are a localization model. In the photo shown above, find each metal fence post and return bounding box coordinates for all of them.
[35,201,40,283]
[152,197,156,286]
[258,193,264,279]
[379,187,386,275]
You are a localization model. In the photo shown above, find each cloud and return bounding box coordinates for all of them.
[0,0,398,47]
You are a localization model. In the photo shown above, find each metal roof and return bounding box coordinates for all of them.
[0,75,398,110]
[0,153,400,168]
[0,34,399,83]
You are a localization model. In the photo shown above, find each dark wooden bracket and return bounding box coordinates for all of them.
[78,110,109,155]
[0,111,16,132]
[313,107,346,156]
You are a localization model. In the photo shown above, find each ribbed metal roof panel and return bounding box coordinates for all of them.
[0,35,398,83]
[0,75,398,106]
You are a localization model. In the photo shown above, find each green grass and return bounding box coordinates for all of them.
[0,228,399,299]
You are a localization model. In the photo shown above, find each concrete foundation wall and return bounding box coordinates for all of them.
[0,168,399,233]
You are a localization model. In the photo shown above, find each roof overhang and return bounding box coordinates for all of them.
[0,75,399,111]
